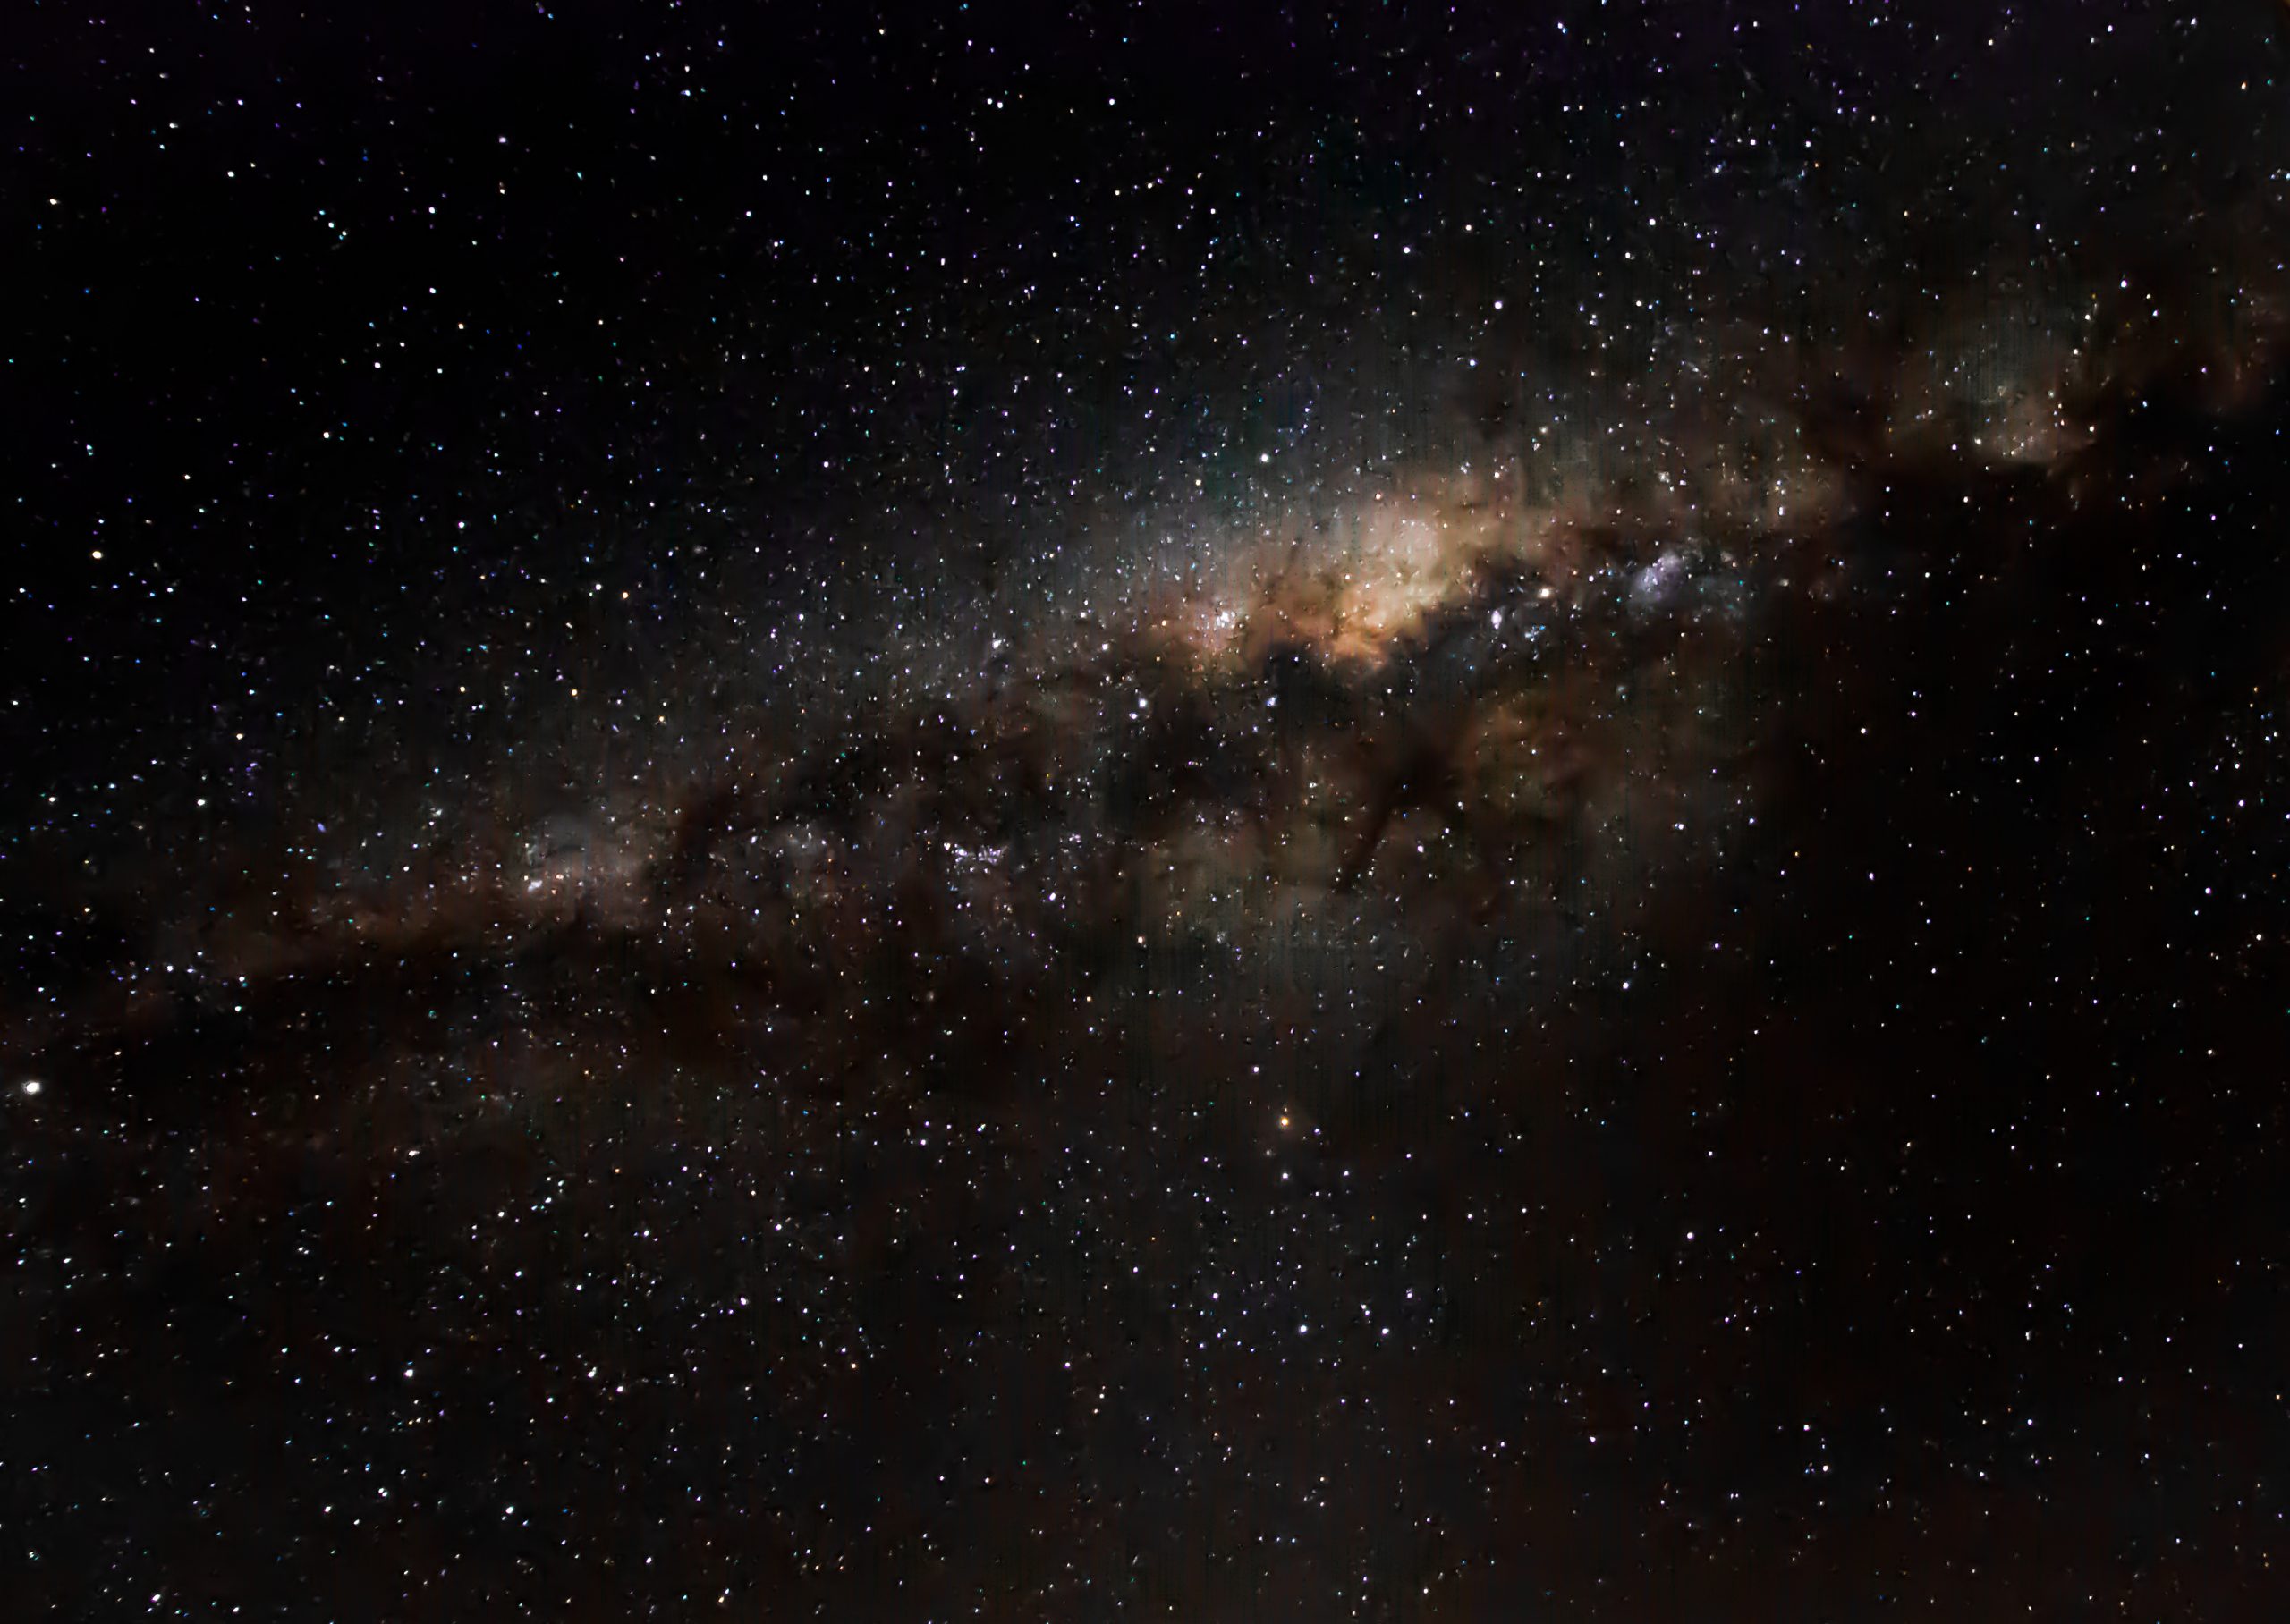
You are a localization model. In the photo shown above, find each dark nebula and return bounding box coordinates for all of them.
[7,2,2290,1617]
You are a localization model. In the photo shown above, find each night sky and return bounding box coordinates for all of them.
[8,2,2290,1618]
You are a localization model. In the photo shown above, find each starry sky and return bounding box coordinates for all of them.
[8,1,2290,1617]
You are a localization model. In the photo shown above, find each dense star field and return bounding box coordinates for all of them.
[8,2,2290,1617]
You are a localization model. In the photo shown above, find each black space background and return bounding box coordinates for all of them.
[8,2,2290,1620]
